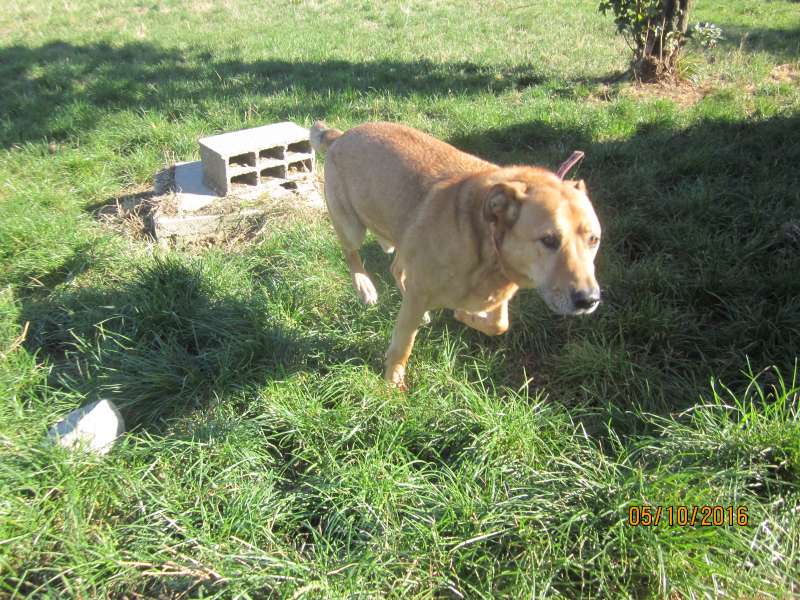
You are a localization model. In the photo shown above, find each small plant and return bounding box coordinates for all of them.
[599,0,694,82]
[683,22,724,70]
[675,47,702,83]
[691,21,724,49]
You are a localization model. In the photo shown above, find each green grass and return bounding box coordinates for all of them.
[1,0,799,597]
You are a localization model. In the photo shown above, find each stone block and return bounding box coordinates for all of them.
[199,122,315,196]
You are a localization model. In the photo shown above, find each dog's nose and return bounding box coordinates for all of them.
[571,289,601,311]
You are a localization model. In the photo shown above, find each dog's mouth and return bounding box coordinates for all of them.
[571,303,600,316]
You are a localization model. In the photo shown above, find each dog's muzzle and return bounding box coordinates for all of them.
[571,288,601,313]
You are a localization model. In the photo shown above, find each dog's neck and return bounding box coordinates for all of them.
[488,222,529,289]
[455,175,525,291]
[473,241,520,307]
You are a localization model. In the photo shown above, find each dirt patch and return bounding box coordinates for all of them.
[622,81,712,107]
[587,84,620,104]
[616,63,798,107]
[93,168,172,241]
[770,63,800,84]
[95,191,154,241]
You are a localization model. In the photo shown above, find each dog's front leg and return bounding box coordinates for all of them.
[454,301,509,336]
[384,294,428,391]
[391,255,431,326]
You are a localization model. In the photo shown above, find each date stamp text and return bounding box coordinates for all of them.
[627,505,749,527]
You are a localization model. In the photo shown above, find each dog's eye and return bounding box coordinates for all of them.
[588,234,600,247]
[540,234,561,250]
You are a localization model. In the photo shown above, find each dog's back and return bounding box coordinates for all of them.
[312,121,493,242]
[312,121,490,184]
[309,121,343,153]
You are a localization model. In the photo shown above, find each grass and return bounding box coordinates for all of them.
[1,0,799,597]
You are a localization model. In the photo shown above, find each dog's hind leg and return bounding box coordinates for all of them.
[325,163,379,305]
[346,250,378,306]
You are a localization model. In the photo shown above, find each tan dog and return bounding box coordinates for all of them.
[310,121,601,389]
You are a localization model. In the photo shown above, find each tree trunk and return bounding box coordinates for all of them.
[675,0,693,35]
[636,0,693,81]
[650,0,693,59]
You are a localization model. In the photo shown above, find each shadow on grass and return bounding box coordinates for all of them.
[6,36,800,423]
[449,119,594,166]
[11,109,800,428]
[0,40,618,148]
[19,254,343,428]
[715,24,800,59]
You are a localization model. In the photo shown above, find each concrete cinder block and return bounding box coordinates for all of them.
[143,123,323,246]
[199,122,315,196]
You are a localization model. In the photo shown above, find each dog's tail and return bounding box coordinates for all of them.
[310,121,343,154]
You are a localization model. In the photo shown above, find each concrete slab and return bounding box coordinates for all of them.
[150,165,324,245]
[153,206,269,240]
[173,161,217,212]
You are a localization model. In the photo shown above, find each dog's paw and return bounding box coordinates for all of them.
[353,273,378,305]
[384,363,407,391]
[454,309,507,336]
[453,309,472,325]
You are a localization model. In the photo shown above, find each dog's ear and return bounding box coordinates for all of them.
[484,182,526,225]
[565,179,587,193]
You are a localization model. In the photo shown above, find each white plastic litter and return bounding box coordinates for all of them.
[47,399,125,455]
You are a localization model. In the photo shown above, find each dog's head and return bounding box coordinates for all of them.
[483,169,601,315]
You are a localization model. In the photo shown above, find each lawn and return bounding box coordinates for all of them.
[1,0,799,597]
